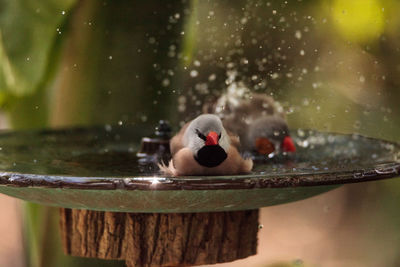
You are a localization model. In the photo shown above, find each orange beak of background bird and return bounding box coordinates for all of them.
[255,137,275,155]
[282,136,296,152]
[205,131,219,146]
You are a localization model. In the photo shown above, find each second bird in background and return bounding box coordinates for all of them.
[204,92,296,156]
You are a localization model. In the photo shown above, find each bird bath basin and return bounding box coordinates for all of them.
[0,125,399,213]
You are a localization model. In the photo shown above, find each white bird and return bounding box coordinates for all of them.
[205,92,296,155]
[159,114,253,176]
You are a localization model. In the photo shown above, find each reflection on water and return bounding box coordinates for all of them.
[0,126,398,178]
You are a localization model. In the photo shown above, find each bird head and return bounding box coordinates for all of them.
[247,116,296,155]
[183,114,230,167]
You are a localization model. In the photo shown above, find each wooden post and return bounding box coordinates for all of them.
[60,208,259,267]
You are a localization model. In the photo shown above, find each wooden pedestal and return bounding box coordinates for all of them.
[59,208,259,267]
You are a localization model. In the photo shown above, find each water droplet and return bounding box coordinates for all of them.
[297,129,305,137]
[148,37,156,44]
[162,78,170,87]
[270,73,279,79]
[178,96,186,104]
[178,104,186,112]
[105,124,112,132]
[195,83,209,94]
[190,70,198,77]
[300,140,309,148]
[295,30,302,39]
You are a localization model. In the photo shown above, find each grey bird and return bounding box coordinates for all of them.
[159,114,253,176]
[205,93,296,155]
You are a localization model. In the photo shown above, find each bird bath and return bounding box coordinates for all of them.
[0,125,399,267]
[0,125,398,212]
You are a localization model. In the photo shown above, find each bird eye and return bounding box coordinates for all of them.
[195,129,207,141]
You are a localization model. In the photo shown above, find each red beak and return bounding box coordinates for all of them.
[205,131,219,146]
[282,136,296,152]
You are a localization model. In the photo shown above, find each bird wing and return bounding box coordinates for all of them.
[170,121,190,156]
[226,130,241,149]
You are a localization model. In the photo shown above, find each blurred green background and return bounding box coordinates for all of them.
[0,0,400,266]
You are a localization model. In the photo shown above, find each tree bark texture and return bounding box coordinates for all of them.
[59,208,259,267]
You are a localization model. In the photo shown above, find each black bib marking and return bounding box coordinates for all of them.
[195,145,227,168]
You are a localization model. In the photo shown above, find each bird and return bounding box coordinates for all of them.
[159,114,253,176]
[204,92,296,156]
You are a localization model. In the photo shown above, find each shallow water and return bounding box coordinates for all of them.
[0,126,398,178]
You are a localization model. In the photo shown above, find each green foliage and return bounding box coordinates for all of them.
[182,0,198,67]
[0,0,76,103]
